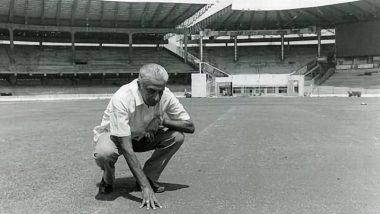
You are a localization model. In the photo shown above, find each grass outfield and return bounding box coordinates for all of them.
[0,97,380,214]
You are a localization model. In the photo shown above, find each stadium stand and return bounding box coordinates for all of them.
[189,44,334,75]
[322,69,380,89]
[0,45,195,86]
[1,0,380,96]
[1,45,193,73]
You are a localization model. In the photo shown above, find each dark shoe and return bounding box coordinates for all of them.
[135,179,165,193]
[152,184,165,193]
[99,178,113,194]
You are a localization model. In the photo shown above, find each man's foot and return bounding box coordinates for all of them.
[98,178,113,194]
[135,179,165,193]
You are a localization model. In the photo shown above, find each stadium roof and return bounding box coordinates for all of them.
[102,0,213,3]
[0,0,207,29]
[231,0,360,11]
[191,0,380,33]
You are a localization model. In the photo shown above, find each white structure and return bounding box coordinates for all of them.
[191,73,207,97]
[215,74,304,96]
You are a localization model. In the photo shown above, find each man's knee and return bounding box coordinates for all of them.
[155,130,185,149]
[94,148,118,168]
[173,131,185,146]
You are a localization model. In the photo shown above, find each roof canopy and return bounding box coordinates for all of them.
[0,0,206,29]
[191,0,380,33]
[231,0,359,11]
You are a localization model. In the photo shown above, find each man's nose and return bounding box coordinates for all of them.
[153,93,160,102]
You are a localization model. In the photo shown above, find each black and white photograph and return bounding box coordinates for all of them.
[0,0,380,213]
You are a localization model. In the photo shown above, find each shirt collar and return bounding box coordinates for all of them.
[131,79,145,106]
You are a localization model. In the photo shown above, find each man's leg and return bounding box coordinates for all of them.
[94,132,120,186]
[134,129,185,183]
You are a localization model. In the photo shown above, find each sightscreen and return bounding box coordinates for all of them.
[336,20,380,57]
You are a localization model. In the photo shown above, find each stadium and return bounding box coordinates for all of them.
[0,0,380,213]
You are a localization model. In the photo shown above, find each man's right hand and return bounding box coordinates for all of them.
[112,136,163,210]
[140,187,163,210]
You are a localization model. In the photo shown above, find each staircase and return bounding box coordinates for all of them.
[164,42,229,78]
[295,57,335,96]
[297,58,334,85]
[163,3,231,78]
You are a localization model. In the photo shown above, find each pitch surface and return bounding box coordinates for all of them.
[1,97,379,214]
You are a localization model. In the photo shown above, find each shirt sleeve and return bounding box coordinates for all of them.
[109,95,131,137]
[165,91,191,121]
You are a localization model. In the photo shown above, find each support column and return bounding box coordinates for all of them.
[129,33,133,63]
[234,35,238,62]
[215,81,218,97]
[184,30,188,64]
[41,75,47,85]
[71,31,75,51]
[199,31,203,62]
[9,28,14,51]
[317,26,321,58]
[71,31,75,64]
[333,27,337,60]
[199,31,203,73]
[101,73,105,85]
[281,33,285,62]
[7,75,17,85]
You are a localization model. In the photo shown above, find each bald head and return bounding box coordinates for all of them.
[138,63,168,85]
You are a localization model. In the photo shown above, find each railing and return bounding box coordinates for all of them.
[164,42,198,66]
[295,58,318,76]
[164,42,230,76]
[201,62,229,77]
[313,67,335,85]
[164,39,230,79]
[304,64,320,77]
[294,58,335,85]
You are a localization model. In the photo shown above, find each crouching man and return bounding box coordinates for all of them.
[93,63,195,209]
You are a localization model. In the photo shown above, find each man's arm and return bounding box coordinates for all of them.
[162,91,194,134]
[112,135,150,189]
[162,118,195,134]
[111,135,162,209]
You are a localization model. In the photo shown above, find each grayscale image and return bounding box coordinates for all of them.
[0,0,379,213]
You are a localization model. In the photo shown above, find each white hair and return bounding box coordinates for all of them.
[138,63,168,83]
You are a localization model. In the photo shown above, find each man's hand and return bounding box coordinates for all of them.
[144,116,162,142]
[112,136,162,209]
[140,187,163,210]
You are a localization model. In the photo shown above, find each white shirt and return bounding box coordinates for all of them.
[93,79,190,142]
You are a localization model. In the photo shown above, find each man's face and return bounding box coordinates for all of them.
[138,79,165,107]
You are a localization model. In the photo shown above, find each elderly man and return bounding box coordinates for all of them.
[93,63,194,209]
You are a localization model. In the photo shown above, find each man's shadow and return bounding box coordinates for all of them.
[95,177,189,202]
